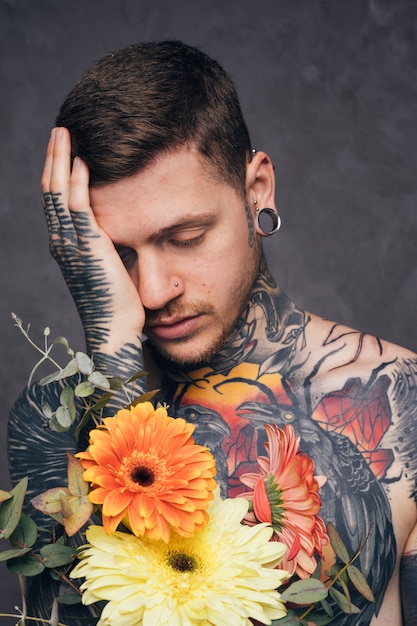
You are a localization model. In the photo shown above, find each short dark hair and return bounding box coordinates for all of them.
[56,40,252,193]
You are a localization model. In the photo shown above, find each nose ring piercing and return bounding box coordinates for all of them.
[174,281,179,287]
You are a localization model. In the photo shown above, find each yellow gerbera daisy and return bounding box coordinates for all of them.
[71,489,288,626]
[76,402,216,542]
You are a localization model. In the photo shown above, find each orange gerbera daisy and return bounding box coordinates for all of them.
[76,402,217,543]
[240,423,328,579]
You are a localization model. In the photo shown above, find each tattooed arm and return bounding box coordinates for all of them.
[10,125,152,497]
[41,127,145,378]
[8,127,151,621]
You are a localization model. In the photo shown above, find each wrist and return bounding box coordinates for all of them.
[88,339,144,380]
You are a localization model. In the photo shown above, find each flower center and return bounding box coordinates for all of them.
[118,450,170,492]
[167,551,199,573]
[130,466,155,486]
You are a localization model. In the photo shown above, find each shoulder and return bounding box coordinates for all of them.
[300,312,417,489]
[301,311,417,386]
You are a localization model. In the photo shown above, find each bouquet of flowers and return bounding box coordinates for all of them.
[0,316,375,626]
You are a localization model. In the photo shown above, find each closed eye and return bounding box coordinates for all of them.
[170,233,205,248]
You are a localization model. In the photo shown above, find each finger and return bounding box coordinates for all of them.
[40,128,56,197]
[41,128,73,251]
[49,127,71,207]
[68,155,91,213]
[68,155,103,240]
[41,129,58,234]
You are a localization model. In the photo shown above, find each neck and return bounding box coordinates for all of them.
[211,256,306,372]
[158,256,307,381]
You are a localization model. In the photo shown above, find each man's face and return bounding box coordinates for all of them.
[90,145,261,366]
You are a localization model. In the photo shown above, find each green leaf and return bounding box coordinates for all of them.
[49,414,71,432]
[320,596,334,617]
[53,336,74,356]
[0,547,31,562]
[40,358,79,385]
[281,577,328,605]
[63,452,93,536]
[131,389,159,406]
[327,522,350,564]
[10,512,38,548]
[67,452,88,497]
[75,381,95,398]
[7,552,45,576]
[88,371,111,389]
[89,392,114,411]
[49,598,59,626]
[335,575,351,604]
[75,352,94,375]
[56,405,74,429]
[109,376,126,389]
[57,593,82,605]
[73,409,94,442]
[31,486,69,523]
[40,543,77,568]
[41,399,54,419]
[0,476,28,539]
[329,587,361,614]
[60,385,75,408]
[40,371,60,386]
[347,564,375,602]
[126,370,148,384]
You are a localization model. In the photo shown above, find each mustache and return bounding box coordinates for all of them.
[145,300,215,325]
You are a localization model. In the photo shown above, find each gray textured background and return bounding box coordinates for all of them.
[1,0,416,617]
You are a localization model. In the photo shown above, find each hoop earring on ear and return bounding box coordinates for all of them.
[256,207,281,236]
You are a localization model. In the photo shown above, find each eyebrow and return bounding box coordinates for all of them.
[151,211,217,239]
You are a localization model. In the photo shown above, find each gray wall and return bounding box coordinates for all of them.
[1,0,416,617]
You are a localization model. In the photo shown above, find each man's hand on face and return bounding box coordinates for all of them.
[41,127,145,355]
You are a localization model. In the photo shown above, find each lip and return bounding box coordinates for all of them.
[146,316,201,341]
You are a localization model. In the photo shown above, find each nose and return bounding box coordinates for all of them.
[136,252,182,310]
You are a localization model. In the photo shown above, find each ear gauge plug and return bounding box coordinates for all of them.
[256,208,281,236]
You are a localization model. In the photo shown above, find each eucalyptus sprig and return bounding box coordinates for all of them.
[11,313,157,438]
[271,523,375,625]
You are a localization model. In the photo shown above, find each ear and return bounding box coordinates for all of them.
[245,150,276,215]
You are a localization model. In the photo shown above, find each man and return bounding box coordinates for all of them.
[8,40,417,624]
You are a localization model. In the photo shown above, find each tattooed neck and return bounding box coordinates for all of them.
[157,258,306,381]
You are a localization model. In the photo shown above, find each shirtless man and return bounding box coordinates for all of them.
[8,40,417,625]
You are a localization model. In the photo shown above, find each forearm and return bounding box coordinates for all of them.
[86,340,151,426]
[90,337,144,379]
[8,381,78,524]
